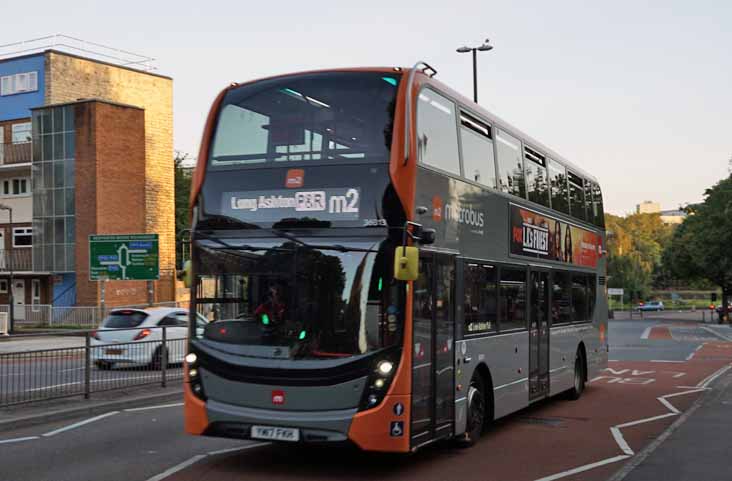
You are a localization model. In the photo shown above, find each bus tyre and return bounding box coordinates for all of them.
[567,353,585,400]
[457,374,486,448]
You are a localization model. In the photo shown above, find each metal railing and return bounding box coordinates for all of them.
[0,248,33,271]
[0,326,185,407]
[0,141,32,165]
[0,301,190,329]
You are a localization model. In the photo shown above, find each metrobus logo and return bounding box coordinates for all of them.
[272,390,285,405]
[285,169,304,188]
[432,196,443,222]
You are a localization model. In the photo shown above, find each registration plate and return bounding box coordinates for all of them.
[251,425,300,442]
[295,191,326,212]
[105,348,124,355]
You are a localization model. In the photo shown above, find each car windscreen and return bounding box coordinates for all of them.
[103,311,149,328]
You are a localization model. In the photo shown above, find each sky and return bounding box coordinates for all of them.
[2,0,730,215]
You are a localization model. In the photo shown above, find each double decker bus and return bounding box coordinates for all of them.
[183,62,608,452]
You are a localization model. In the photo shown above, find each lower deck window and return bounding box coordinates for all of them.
[499,267,527,331]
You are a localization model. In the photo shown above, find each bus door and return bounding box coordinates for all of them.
[529,270,550,400]
[410,253,455,448]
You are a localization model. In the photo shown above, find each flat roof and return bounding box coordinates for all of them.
[31,97,144,111]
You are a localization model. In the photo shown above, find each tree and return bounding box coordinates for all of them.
[605,212,674,303]
[665,175,732,323]
[175,151,194,268]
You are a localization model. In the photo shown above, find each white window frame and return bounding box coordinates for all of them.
[12,227,32,248]
[0,280,7,294]
[1,176,30,197]
[11,122,32,144]
[0,71,39,96]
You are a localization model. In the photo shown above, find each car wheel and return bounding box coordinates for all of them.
[566,353,585,400]
[95,360,114,370]
[456,374,486,448]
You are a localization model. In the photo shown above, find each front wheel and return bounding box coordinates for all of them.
[566,353,585,400]
[457,374,486,448]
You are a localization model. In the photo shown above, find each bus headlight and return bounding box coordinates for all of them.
[185,353,197,365]
[358,350,401,412]
[377,360,394,376]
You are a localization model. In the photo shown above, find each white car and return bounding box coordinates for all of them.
[91,307,195,370]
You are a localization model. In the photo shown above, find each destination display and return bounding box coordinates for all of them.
[222,187,361,222]
[510,204,602,268]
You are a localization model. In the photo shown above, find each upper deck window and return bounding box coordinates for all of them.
[459,112,495,187]
[496,130,525,198]
[417,88,461,176]
[548,160,569,215]
[210,72,400,167]
[524,146,550,207]
[567,171,587,222]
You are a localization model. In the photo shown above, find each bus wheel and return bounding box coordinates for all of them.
[457,374,486,448]
[567,352,585,400]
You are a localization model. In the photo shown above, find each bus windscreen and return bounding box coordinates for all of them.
[193,239,404,360]
[209,72,401,166]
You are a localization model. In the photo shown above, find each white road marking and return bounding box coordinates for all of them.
[650,360,684,363]
[124,402,183,412]
[0,436,39,445]
[640,327,652,340]
[29,376,161,392]
[146,442,269,481]
[686,343,705,361]
[533,455,631,481]
[42,411,119,437]
[534,363,729,481]
[146,454,207,481]
[697,364,732,388]
[700,326,732,342]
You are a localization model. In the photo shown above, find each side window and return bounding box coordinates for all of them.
[459,112,496,187]
[571,274,589,323]
[496,130,525,197]
[464,263,497,334]
[499,267,527,331]
[591,182,605,228]
[524,146,550,207]
[417,89,460,176]
[548,160,569,215]
[551,271,572,325]
[158,316,178,327]
[174,313,189,327]
[568,172,587,222]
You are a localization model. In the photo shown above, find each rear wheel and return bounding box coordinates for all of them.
[457,374,486,448]
[566,352,585,400]
[95,360,114,370]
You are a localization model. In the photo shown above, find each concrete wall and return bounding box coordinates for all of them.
[44,51,175,293]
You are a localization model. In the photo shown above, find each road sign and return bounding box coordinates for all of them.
[89,234,159,281]
[608,288,624,296]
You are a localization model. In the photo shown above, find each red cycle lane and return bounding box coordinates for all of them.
[163,343,732,481]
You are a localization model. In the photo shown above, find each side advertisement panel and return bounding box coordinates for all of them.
[509,204,601,268]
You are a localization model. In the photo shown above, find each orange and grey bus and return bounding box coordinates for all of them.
[183,62,608,452]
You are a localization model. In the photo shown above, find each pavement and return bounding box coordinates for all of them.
[0,318,730,481]
[0,335,85,353]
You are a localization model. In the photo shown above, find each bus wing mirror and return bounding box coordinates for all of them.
[394,246,419,281]
[420,228,436,245]
[182,260,192,288]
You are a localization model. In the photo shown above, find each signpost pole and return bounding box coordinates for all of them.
[100,278,106,319]
[147,280,154,306]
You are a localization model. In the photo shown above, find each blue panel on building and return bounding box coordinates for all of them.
[0,53,45,121]
[52,273,77,307]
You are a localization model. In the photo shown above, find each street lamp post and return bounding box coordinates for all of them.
[0,204,13,334]
[456,39,494,104]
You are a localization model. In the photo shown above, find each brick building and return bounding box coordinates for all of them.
[0,42,174,316]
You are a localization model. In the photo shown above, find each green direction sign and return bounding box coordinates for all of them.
[89,234,159,281]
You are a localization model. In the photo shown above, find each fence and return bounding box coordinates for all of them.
[0,326,185,408]
[0,301,189,329]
